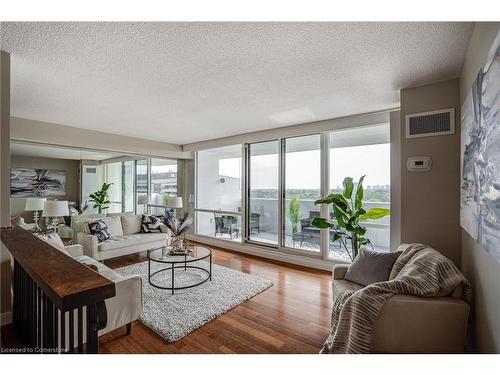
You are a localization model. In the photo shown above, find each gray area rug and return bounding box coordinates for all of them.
[115,260,273,342]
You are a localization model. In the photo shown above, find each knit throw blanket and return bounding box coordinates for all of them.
[321,243,471,354]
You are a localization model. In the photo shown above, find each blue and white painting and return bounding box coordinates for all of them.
[10,168,66,197]
[460,30,500,262]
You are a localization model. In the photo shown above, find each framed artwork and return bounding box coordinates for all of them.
[10,168,66,197]
[460,30,500,262]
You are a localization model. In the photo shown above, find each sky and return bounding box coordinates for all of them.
[218,144,390,189]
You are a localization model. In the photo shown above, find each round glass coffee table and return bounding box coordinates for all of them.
[147,245,212,294]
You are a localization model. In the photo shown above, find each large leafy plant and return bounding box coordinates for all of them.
[89,183,112,214]
[287,197,302,235]
[311,176,390,261]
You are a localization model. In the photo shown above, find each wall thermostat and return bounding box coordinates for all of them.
[407,156,432,171]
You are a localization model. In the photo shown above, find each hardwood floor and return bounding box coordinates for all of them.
[1,244,333,354]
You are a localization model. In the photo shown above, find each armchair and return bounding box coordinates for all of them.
[331,264,470,353]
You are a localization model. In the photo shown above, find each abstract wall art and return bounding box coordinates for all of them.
[10,168,66,197]
[460,30,500,262]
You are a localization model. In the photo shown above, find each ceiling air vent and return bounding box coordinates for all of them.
[405,108,455,138]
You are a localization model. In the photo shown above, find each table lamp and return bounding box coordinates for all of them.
[24,197,47,231]
[167,196,183,217]
[42,200,69,233]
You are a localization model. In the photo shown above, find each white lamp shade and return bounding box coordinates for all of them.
[25,197,46,211]
[167,196,183,209]
[137,195,149,205]
[42,201,69,217]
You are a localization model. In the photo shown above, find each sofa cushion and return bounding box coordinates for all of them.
[332,279,364,302]
[98,233,168,252]
[345,248,401,287]
[75,255,122,282]
[121,214,142,235]
[88,220,111,243]
[102,216,124,236]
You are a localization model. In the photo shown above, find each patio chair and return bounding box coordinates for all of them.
[214,214,240,239]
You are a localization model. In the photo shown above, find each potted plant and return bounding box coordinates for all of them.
[287,196,302,236]
[89,183,112,214]
[311,176,390,261]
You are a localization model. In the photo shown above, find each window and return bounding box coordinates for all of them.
[328,124,390,260]
[195,145,242,241]
[150,158,178,215]
[123,161,134,212]
[135,159,148,214]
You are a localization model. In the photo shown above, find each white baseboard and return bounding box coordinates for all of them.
[186,234,345,272]
[1,311,12,326]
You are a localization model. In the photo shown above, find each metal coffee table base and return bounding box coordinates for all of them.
[147,253,212,295]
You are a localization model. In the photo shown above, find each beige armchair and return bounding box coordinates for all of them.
[62,244,142,339]
[332,264,470,353]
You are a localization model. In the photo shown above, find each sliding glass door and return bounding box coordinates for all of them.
[283,134,321,252]
[194,123,390,261]
[194,145,242,241]
[247,140,280,246]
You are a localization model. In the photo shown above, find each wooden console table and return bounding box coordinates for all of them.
[1,226,116,353]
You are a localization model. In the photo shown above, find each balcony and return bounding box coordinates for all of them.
[196,198,390,261]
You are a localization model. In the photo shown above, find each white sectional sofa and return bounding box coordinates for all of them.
[77,214,170,261]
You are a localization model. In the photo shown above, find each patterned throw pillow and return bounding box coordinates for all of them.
[88,220,111,243]
[141,215,162,233]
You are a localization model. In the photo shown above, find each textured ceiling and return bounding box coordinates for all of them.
[0,22,473,145]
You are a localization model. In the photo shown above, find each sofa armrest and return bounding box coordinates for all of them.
[332,264,349,280]
[64,244,83,258]
[77,232,99,260]
[101,275,143,335]
[371,294,470,353]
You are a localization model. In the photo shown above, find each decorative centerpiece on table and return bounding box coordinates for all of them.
[163,209,193,254]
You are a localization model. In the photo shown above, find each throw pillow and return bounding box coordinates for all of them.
[141,215,162,233]
[344,248,401,287]
[35,233,70,256]
[88,220,111,243]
